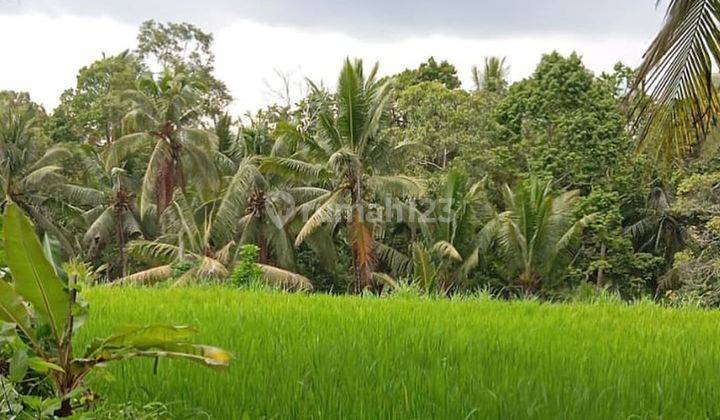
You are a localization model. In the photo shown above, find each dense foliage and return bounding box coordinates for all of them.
[0,17,717,307]
[5,1,720,415]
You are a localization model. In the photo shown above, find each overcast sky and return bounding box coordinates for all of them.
[0,0,666,115]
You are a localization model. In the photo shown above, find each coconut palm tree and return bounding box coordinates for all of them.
[479,178,595,295]
[122,190,313,290]
[210,153,334,269]
[295,58,425,292]
[0,95,77,255]
[59,152,145,278]
[376,169,490,293]
[472,56,509,94]
[626,186,684,261]
[119,112,330,289]
[632,0,720,162]
[105,71,219,218]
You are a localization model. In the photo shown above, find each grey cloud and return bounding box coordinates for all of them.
[1,0,665,40]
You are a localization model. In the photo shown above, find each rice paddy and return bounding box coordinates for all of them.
[77,287,720,419]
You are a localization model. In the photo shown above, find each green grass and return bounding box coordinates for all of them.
[78,287,720,419]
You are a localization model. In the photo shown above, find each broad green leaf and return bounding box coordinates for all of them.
[42,233,64,276]
[28,357,65,374]
[9,349,28,382]
[0,280,33,341]
[21,395,61,417]
[82,344,232,370]
[99,324,198,349]
[83,324,232,370]
[4,202,70,343]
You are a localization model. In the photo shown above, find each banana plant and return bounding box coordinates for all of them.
[0,201,231,417]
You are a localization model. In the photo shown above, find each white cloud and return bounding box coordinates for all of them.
[0,14,136,110]
[0,14,659,116]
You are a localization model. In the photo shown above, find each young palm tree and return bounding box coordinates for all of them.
[122,191,313,290]
[626,186,684,261]
[632,0,720,162]
[0,96,76,255]
[295,58,425,292]
[479,178,595,295]
[377,169,489,293]
[105,71,219,218]
[471,56,509,94]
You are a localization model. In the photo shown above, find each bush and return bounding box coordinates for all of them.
[230,245,264,288]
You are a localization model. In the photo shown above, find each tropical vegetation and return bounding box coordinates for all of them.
[2,0,720,415]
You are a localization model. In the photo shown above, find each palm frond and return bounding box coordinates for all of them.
[372,272,399,290]
[411,243,436,291]
[54,184,105,207]
[83,207,115,245]
[104,132,155,170]
[211,157,262,245]
[375,243,412,275]
[127,240,185,263]
[432,240,462,262]
[29,145,73,171]
[22,165,65,188]
[555,213,597,253]
[115,265,173,286]
[632,0,720,162]
[259,264,313,291]
[295,188,346,246]
[367,175,426,199]
[327,148,361,175]
[259,156,326,181]
[139,140,171,217]
[196,256,229,278]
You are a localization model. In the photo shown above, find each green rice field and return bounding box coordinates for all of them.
[78,288,720,419]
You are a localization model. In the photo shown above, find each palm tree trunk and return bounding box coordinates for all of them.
[349,178,374,293]
[597,242,606,287]
[157,134,184,215]
[115,215,127,278]
[15,199,75,257]
[518,269,539,297]
[256,226,268,264]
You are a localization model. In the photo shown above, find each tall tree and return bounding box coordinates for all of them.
[46,51,142,145]
[105,71,220,218]
[136,20,232,118]
[388,81,497,177]
[123,190,314,290]
[60,153,144,278]
[297,59,425,292]
[378,168,489,293]
[0,93,76,255]
[627,186,684,261]
[395,57,462,90]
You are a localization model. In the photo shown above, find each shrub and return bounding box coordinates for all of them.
[231,245,264,288]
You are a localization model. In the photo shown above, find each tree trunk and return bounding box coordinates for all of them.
[597,242,606,287]
[55,284,77,417]
[256,225,268,264]
[158,155,181,216]
[15,199,75,256]
[349,178,374,293]
[116,214,127,278]
[518,269,539,297]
